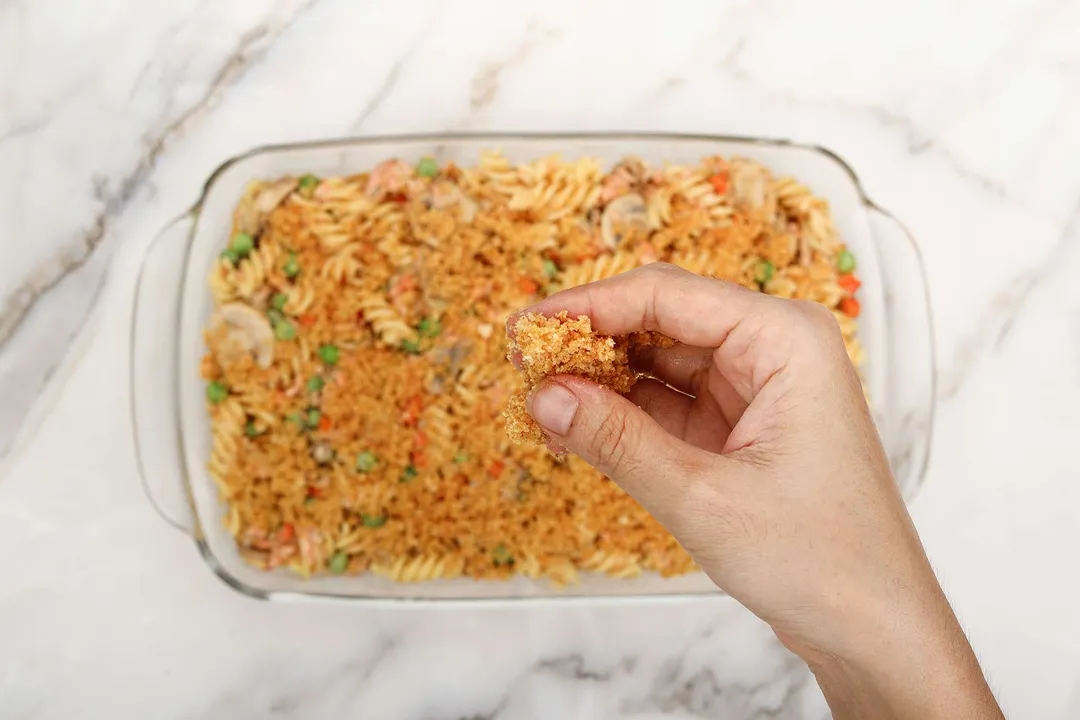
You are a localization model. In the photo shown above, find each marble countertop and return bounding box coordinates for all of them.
[3,0,1080,717]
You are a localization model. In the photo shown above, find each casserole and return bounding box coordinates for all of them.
[131,133,935,602]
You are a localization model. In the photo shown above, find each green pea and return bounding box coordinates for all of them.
[362,514,387,528]
[230,233,255,257]
[306,408,321,429]
[328,551,349,574]
[268,309,284,327]
[244,421,260,438]
[492,543,514,566]
[755,259,775,285]
[285,412,303,426]
[355,450,377,473]
[401,339,422,355]
[542,259,559,280]
[837,249,856,274]
[297,173,320,196]
[283,253,300,279]
[415,157,439,178]
[274,319,296,341]
[206,380,228,404]
[399,465,418,483]
[318,344,340,365]
[271,292,288,311]
[417,317,442,338]
[220,248,241,265]
[306,376,325,393]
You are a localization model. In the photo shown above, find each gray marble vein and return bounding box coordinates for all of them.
[348,0,446,133]
[0,0,322,350]
[469,23,563,112]
[713,41,1011,199]
[0,0,323,458]
[940,195,1080,401]
[192,634,400,718]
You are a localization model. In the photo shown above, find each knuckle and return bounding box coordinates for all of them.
[783,301,843,346]
[794,300,837,330]
[645,261,677,274]
[591,404,640,475]
[640,261,685,280]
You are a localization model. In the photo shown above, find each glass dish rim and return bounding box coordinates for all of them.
[140,131,937,605]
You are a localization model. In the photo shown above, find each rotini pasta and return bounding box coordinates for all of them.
[201,153,864,582]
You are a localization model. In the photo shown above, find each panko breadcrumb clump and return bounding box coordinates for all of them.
[504,311,673,445]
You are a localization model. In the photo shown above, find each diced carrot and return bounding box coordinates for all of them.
[518,276,539,294]
[709,172,730,195]
[413,430,429,449]
[278,523,295,543]
[307,486,322,499]
[387,192,408,204]
[411,450,428,468]
[838,274,861,293]
[390,274,418,299]
[488,459,505,478]
[318,415,332,432]
[402,394,424,426]
[199,355,219,380]
[299,314,318,327]
[840,297,861,318]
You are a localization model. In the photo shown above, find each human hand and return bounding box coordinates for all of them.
[512,263,1001,720]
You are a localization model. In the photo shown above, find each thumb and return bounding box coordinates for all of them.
[527,375,716,514]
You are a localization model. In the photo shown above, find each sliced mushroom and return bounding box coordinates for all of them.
[729,160,770,209]
[235,178,299,237]
[447,338,473,378]
[600,193,648,249]
[311,442,335,465]
[425,372,448,395]
[211,302,275,369]
[256,178,298,214]
[431,181,478,223]
[425,338,473,393]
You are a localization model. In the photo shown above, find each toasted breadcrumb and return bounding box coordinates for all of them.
[504,311,674,445]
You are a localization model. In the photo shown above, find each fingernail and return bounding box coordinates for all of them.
[528,382,579,435]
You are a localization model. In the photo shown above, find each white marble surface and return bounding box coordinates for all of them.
[2,0,1080,717]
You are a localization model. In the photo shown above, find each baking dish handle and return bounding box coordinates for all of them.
[865,203,937,501]
[130,211,197,535]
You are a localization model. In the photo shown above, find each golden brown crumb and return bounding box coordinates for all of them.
[504,311,673,445]
[504,391,544,445]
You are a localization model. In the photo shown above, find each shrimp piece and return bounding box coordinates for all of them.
[366,160,414,197]
[243,527,273,551]
[599,167,634,203]
[267,544,297,570]
[297,526,326,569]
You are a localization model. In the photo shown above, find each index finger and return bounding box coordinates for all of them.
[511,263,775,347]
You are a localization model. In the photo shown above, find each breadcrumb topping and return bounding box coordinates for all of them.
[504,311,673,445]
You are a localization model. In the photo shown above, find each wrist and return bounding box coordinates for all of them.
[794,599,1003,720]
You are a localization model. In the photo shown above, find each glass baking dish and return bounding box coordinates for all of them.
[130,133,936,603]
